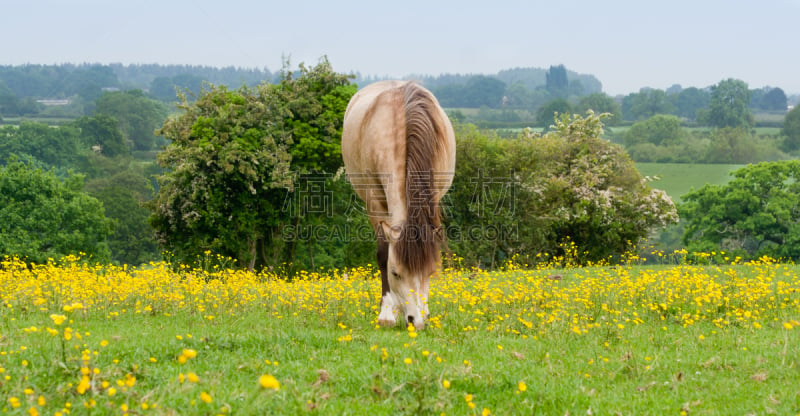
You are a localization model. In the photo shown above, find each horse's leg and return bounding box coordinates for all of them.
[377,236,390,298]
[376,236,398,327]
[420,273,431,318]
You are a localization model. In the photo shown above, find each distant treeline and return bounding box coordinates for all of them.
[1,62,797,129]
[0,63,273,97]
[0,63,277,117]
[1,62,601,119]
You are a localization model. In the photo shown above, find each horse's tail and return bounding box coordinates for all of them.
[397,82,447,275]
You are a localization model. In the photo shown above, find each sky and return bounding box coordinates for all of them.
[3,0,799,95]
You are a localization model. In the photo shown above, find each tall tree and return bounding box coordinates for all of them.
[149,59,356,270]
[706,79,753,129]
[781,105,800,151]
[622,89,676,121]
[0,82,19,116]
[92,184,158,266]
[72,115,127,157]
[622,115,685,147]
[273,60,357,173]
[64,65,120,101]
[0,121,82,167]
[0,157,112,263]
[95,90,168,151]
[465,75,507,108]
[759,87,788,111]
[149,84,293,270]
[671,87,710,120]
[545,65,569,99]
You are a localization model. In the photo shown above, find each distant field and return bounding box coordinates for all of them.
[1,116,76,126]
[636,163,745,203]
[610,125,782,136]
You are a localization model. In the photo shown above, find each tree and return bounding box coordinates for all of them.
[92,185,158,266]
[263,60,360,271]
[622,89,676,121]
[680,160,800,260]
[273,61,357,173]
[149,59,356,271]
[545,65,569,99]
[0,121,82,167]
[568,79,586,97]
[85,166,159,265]
[463,76,506,108]
[95,90,168,151]
[781,105,800,151]
[706,79,753,128]
[63,64,120,101]
[502,82,534,109]
[536,98,572,128]
[622,115,685,147]
[72,115,128,157]
[494,66,602,96]
[671,87,710,120]
[759,87,788,111]
[149,84,293,270]
[0,82,19,117]
[0,157,112,263]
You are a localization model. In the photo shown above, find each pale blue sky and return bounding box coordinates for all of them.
[4,0,798,95]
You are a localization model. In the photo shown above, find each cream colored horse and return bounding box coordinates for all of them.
[342,81,456,330]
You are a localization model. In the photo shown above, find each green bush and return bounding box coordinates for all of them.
[448,112,678,267]
[0,157,112,263]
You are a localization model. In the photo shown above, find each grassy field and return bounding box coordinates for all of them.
[636,163,744,203]
[0,116,76,127]
[1,255,799,415]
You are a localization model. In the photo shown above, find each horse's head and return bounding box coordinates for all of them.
[380,222,438,330]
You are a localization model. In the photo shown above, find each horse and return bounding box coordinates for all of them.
[341,81,456,330]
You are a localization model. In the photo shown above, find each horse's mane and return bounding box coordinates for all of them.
[396,82,447,275]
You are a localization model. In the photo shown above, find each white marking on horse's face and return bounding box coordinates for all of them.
[386,247,427,330]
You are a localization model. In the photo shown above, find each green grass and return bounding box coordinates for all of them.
[2,262,799,415]
[0,116,76,127]
[636,162,744,203]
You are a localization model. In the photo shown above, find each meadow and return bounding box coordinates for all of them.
[1,254,799,415]
[635,163,744,203]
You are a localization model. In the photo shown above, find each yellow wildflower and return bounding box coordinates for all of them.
[50,314,67,325]
[259,374,280,390]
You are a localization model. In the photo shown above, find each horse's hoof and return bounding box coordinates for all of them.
[378,318,396,327]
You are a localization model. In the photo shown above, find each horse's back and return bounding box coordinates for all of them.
[342,81,407,171]
[342,81,408,222]
[341,81,455,224]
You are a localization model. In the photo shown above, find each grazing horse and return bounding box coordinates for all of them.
[342,81,456,330]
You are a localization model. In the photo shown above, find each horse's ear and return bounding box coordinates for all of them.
[379,221,400,243]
